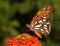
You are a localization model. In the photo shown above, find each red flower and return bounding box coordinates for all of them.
[7,33,42,46]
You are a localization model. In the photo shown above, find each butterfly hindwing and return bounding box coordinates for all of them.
[26,4,53,38]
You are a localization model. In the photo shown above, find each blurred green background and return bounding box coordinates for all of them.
[0,0,60,46]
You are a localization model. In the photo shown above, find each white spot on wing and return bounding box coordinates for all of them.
[46,10,49,13]
[43,19,46,21]
[45,30,49,34]
[43,27,47,29]
[35,27,39,30]
[35,24,42,27]
[40,29,44,34]
[39,20,42,23]
[47,22,50,24]
[35,21,37,24]
[42,8,46,11]
[43,17,46,19]
[41,29,44,31]
[44,25,47,27]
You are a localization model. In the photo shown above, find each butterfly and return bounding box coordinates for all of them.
[26,4,53,38]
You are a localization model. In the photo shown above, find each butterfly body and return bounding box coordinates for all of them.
[26,4,53,38]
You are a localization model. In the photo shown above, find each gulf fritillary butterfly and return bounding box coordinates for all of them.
[26,4,53,38]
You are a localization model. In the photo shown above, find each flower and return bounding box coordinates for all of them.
[7,33,42,46]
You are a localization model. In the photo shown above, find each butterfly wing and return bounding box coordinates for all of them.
[27,4,53,38]
[30,16,51,38]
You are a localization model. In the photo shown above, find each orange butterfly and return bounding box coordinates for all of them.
[26,4,53,38]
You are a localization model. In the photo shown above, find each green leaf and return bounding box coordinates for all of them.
[10,20,20,27]
[19,2,32,14]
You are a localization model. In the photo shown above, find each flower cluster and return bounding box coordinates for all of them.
[7,33,42,46]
